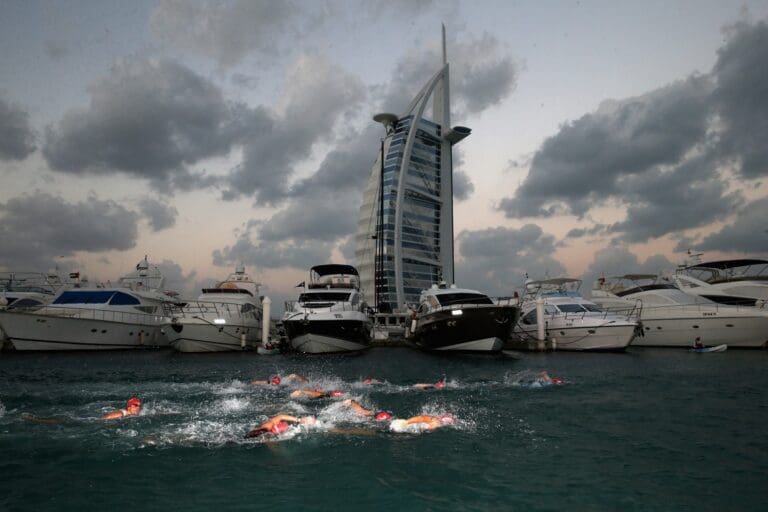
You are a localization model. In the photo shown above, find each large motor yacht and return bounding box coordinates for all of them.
[0,257,176,351]
[166,266,265,352]
[591,274,768,348]
[673,257,768,308]
[282,264,372,354]
[410,283,519,352]
[508,278,638,351]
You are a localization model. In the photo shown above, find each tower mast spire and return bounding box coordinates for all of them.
[442,23,447,65]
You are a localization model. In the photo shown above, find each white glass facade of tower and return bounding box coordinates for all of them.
[356,41,469,312]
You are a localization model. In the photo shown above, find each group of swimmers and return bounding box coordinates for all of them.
[100,370,562,439]
[243,373,456,437]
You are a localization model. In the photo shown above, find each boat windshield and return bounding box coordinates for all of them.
[53,290,115,304]
[435,293,493,306]
[299,292,352,302]
[556,304,588,313]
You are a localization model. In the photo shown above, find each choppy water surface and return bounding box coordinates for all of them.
[1,347,767,511]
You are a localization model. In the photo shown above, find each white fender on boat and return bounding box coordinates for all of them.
[262,296,271,348]
[536,298,545,343]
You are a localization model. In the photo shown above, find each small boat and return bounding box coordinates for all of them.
[689,344,728,353]
[166,265,265,352]
[283,264,372,354]
[508,278,639,351]
[410,282,519,352]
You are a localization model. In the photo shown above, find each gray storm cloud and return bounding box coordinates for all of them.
[500,21,768,252]
[222,54,367,205]
[139,198,179,232]
[0,192,139,269]
[455,224,566,295]
[0,96,36,161]
[149,0,298,68]
[42,57,242,188]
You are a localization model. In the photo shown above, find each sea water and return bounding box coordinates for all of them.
[1,347,767,511]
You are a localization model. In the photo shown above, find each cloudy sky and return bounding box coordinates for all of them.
[2,0,767,307]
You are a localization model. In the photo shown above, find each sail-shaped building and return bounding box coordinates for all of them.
[355,28,470,312]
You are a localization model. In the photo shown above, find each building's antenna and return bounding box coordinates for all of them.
[442,23,447,65]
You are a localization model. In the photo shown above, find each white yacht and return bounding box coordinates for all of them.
[673,257,768,308]
[0,257,175,351]
[410,283,519,352]
[0,270,86,309]
[282,264,372,354]
[508,278,638,351]
[591,275,768,348]
[166,266,264,352]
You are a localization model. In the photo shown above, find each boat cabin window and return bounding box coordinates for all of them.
[582,304,603,312]
[521,310,537,325]
[53,290,115,304]
[435,293,493,306]
[299,292,352,302]
[556,304,587,313]
[7,298,44,308]
[108,292,141,305]
[241,303,257,314]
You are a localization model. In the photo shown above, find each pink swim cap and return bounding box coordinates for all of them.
[439,414,455,425]
[270,375,281,385]
[435,380,446,389]
[271,421,290,434]
[375,411,393,421]
[329,390,345,397]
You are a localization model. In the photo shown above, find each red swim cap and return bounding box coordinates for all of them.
[375,411,393,421]
[126,397,141,408]
[271,421,290,434]
[329,390,345,397]
[435,380,446,389]
[552,378,563,385]
[270,376,281,385]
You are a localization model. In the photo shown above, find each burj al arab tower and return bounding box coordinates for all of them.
[355,27,471,312]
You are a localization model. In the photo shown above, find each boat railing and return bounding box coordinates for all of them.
[429,301,518,315]
[284,300,365,314]
[165,300,261,320]
[21,305,166,325]
[601,298,762,316]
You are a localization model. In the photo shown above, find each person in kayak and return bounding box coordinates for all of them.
[101,397,142,420]
[245,414,316,438]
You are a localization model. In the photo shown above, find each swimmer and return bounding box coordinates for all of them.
[390,414,454,431]
[101,397,142,420]
[534,371,563,386]
[245,414,316,438]
[290,389,346,399]
[251,373,307,386]
[362,377,382,385]
[341,399,393,422]
[413,379,446,390]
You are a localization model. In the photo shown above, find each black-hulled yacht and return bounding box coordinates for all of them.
[410,283,519,352]
[282,264,372,354]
